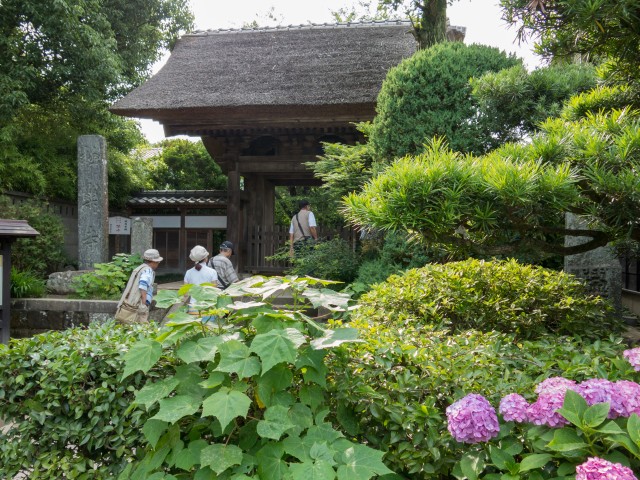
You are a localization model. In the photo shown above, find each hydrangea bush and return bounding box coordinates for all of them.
[447,350,640,479]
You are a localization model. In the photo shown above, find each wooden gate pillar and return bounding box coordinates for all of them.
[226,169,243,271]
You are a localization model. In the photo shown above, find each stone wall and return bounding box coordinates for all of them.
[10,298,167,339]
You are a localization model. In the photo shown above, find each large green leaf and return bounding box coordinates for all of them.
[337,445,394,480]
[596,420,624,435]
[142,419,168,449]
[150,395,201,424]
[489,445,513,471]
[459,451,485,480]
[628,413,640,446]
[257,405,296,440]
[251,329,306,374]
[201,387,251,431]
[519,454,552,472]
[310,328,362,349]
[302,289,351,310]
[310,442,338,465]
[154,289,182,308]
[200,444,243,475]
[175,440,208,471]
[582,402,610,428]
[547,428,588,452]
[177,336,223,364]
[189,284,222,303]
[199,371,227,389]
[257,443,289,480]
[135,378,180,409]
[257,364,294,407]
[216,340,262,378]
[557,389,587,427]
[290,460,336,480]
[122,339,163,379]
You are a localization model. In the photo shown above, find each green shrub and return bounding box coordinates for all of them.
[328,318,631,479]
[0,195,68,275]
[355,258,621,340]
[10,267,46,298]
[354,231,447,291]
[370,42,521,159]
[117,276,394,479]
[71,253,143,299]
[0,321,169,479]
[278,237,360,284]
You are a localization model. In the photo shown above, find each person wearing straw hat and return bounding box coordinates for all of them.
[115,248,163,324]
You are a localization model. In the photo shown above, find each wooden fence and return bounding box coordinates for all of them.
[245,225,358,274]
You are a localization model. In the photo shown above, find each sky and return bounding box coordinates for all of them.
[138,0,542,143]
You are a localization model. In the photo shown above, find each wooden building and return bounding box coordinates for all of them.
[111,21,464,272]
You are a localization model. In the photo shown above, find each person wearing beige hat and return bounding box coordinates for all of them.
[184,245,218,287]
[184,245,218,319]
[115,248,163,324]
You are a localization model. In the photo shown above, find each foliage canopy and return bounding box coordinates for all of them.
[370,42,521,160]
[345,105,640,258]
[0,0,193,204]
[500,0,640,86]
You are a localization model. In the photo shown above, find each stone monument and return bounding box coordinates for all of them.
[77,135,108,270]
[131,217,154,258]
[564,213,622,314]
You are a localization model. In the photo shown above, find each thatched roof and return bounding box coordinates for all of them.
[111,21,428,135]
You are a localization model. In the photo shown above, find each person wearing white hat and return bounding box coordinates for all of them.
[184,245,218,319]
[115,248,163,324]
[184,245,218,286]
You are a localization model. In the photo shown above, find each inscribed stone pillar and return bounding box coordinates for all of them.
[131,217,154,258]
[564,213,622,314]
[77,135,108,270]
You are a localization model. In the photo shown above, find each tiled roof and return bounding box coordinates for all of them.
[127,190,227,207]
[138,147,163,160]
[0,219,40,237]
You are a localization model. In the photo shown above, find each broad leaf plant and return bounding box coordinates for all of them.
[119,275,393,480]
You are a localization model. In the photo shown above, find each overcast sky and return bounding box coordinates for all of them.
[138,0,541,143]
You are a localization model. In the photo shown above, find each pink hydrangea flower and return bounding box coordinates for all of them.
[535,377,577,395]
[614,380,640,417]
[499,393,529,423]
[623,347,640,372]
[576,457,637,480]
[526,392,568,428]
[575,379,625,419]
[446,393,500,443]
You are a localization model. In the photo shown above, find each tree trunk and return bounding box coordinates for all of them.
[413,0,448,49]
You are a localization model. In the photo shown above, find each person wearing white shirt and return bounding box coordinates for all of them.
[289,199,318,256]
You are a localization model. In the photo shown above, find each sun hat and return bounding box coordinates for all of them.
[143,249,163,262]
[220,241,234,254]
[189,245,209,262]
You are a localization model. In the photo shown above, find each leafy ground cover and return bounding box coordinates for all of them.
[0,262,635,479]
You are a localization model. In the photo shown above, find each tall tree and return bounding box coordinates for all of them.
[500,0,640,86]
[0,0,193,204]
[331,1,457,49]
[370,42,521,159]
[0,0,193,124]
[148,139,227,191]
